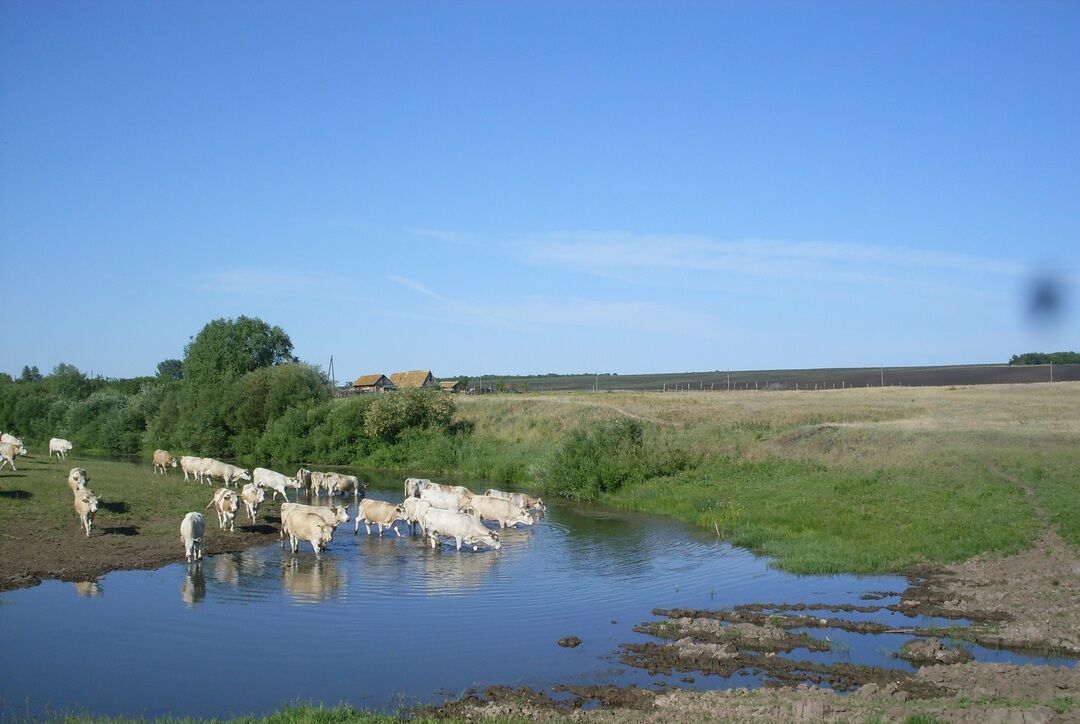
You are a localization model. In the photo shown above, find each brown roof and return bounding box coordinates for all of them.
[439,380,463,390]
[353,373,392,387]
[390,370,435,388]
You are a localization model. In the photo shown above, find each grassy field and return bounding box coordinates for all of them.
[455,382,1080,574]
[2,382,1077,583]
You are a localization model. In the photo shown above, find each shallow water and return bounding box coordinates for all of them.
[0,469,1072,719]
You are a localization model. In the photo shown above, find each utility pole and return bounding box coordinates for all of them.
[328,355,335,387]
[1051,361,1054,382]
[726,370,730,391]
[880,365,884,387]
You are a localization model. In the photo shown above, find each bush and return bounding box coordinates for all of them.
[363,388,455,443]
[542,418,648,501]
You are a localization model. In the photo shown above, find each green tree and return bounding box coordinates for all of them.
[156,358,183,380]
[182,316,295,382]
[363,388,455,443]
[19,365,42,382]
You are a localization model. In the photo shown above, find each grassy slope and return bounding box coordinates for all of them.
[456,383,1080,574]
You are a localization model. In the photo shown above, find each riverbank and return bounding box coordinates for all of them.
[0,456,281,591]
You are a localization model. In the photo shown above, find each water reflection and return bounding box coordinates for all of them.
[72,579,102,598]
[212,553,240,588]
[181,564,205,607]
[554,505,662,578]
[416,545,501,594]
[283,556,344,604]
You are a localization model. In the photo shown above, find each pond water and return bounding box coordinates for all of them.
[0,470,1072,719]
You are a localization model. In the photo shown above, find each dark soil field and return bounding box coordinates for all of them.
[468,363,1079,392]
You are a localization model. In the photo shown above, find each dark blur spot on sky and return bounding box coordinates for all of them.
[1026,273,1065,326]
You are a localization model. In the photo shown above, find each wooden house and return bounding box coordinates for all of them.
[351,374,396,394]
[439,380,465,393]
[389,370,438,389]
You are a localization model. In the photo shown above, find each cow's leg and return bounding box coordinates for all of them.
[0,459,8,471]
[394,524,402,537]
[455,536,463,551]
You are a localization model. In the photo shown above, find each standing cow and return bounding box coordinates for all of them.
[153,449,178,475]
[49,438,73,459]
[205,488,239,532]
[180,512,205,562]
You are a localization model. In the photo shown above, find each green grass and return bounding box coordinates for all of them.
[999,450,1080,549]
[605,454,1039,574]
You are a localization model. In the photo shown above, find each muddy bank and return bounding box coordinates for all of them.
[440,663,1080,722]
[436,524,1080,722]
[0,514,282,592]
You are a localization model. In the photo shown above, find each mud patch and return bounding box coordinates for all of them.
[898,637,973,665]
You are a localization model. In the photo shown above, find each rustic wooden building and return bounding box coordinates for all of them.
[389,370,438,389]
[439,380,465,393]
[351,373,396,394]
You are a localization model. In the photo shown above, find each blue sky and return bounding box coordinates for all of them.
[2,1,1077,380]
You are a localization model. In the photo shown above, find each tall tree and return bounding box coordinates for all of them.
[182,316,295,382]
[156,358,184,380]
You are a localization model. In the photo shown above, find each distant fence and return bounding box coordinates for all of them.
[464,364,1080,394]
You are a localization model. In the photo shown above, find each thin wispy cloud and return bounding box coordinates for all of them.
[521,231,1028,286]
[387,274,717,336]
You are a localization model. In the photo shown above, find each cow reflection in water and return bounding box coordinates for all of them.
[72,579,102,597]
[181,564,205,606]
[282,557,341,605]
[418,544,500,593]
[283,556,343,603]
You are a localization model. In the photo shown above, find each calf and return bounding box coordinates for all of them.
[74,488,99,537]
[180,512,205,562]
[354,499,407,536]
[421,508,501,551]
[0,441,28,471]
[49,437,73,459]
[153,449,178,475]
[67,467,90,492]
[240,483,266,523]
[205,488,239,532]
[253,467,301,502]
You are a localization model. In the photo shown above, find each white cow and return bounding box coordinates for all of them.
[485,488,546,511]
[180,512,205,562]
[404,477,432,498]
[402,497,432,535]
[152,449,178,475]
[0,432,24,447]
[240,483,266,523]
[279,503,349,548]
[253,467,301,502]
[421,508,501,551]
[67,467,90,492]
[327,472,364,500]
[205,459,251,488]
[419,486,473,512]
[49,437,73,459]
[73,488,99,537]
[180,456,209,483]
[286,514,335,559]
[465,495,535,529]
[354,499,407,536]
[0,441,28,471]
[205,488,239,532]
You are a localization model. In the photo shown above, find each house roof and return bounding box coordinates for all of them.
[390,370,435,388]
[439,380,463,390]
[353,373,391,387]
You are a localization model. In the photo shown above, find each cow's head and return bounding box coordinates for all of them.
[318,524,334,546]
[236,469,252,481]
[170,458,178,467]
[331,506,349,524]
[286,477,302,490]
[81,493,99,513]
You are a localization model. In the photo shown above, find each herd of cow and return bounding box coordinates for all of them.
[0,433,545,566]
